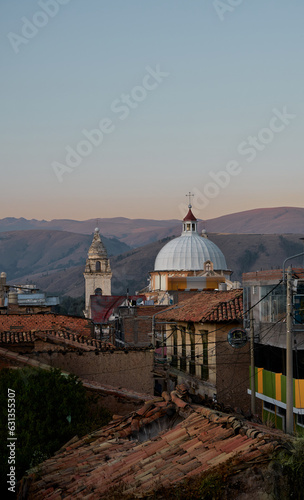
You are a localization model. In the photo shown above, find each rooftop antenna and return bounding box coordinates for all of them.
[186,191,194,208]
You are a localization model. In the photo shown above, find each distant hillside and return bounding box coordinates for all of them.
[1,207,303,247]
[11,233,304,298]
[0,217,180,247]
[205,207,304,234]
[0,230,129,282]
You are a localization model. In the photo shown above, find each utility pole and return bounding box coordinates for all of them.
[250,308,256,415]
[286,266,294,434]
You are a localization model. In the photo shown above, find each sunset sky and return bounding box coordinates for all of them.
[1,1,303,222]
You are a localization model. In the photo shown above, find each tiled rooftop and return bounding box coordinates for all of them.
[20,384,285,499]
[0,330,115,351]
[157,289,243,323]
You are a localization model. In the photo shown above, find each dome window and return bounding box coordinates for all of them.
[96,261,101,271]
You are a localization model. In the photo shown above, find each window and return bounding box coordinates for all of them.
[260,285,286,322]
[200,330,208,381]
[187,322,196,375]
[171,329,178,368]
[264,401,275,412]
[180,328,187,372]
[96,261,101,271]
[294,295,304,325]
[297,414,304,427]
[189,332,196,375]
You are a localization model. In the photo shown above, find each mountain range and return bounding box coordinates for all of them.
[1,207,304,298]
[1,206,304,247]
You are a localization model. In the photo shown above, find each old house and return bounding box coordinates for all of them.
[156,290,251,411]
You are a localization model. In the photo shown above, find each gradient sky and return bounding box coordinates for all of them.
[1,0,303,222]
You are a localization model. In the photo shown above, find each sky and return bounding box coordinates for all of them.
[1,0,303,222]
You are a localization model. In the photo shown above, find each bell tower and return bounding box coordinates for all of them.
[84,228,112,318]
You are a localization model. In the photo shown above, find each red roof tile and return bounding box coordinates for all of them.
[21,386,286,499]
[157,290,243,323]
[0,329,115,350]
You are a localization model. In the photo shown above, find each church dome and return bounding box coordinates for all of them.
[154,207,227,272]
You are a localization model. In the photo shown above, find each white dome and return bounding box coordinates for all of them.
[154,232,227,271]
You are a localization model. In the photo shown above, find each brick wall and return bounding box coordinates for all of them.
[0,314,94,336]
[123,317,153,346]
[119,305,168,347]
[215,324,251,411]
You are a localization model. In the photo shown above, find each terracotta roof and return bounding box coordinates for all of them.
[183,208,197,222]
[0,330,115,351]
[20,385,285,499]
[156,290,243,323]
[0,313,93,335]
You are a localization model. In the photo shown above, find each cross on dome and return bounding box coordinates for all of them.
[186,191,194,208]
[183,192,197,224]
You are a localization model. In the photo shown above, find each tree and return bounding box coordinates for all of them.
[0,367,111,490]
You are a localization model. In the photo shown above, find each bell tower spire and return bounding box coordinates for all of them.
[83,227,112,318]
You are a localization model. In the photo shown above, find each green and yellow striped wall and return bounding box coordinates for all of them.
[250,367,304,409]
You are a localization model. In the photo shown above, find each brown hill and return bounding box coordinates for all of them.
[205,207,304,234]
[0,230,129,282]
[1,207,303,248]
[0,217,180,247]
[12,233,304,298]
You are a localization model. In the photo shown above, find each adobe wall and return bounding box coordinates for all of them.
[29,349,154,395]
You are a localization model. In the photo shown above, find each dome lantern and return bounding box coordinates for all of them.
[154,204,227,272]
